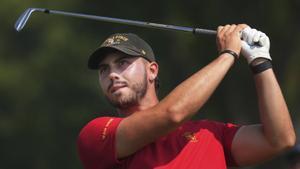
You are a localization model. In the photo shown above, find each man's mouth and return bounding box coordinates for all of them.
[109,82,127,93]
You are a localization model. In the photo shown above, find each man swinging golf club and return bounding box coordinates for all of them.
[77,24,296,169]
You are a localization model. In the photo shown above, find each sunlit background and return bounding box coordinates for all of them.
[0,1,299,169]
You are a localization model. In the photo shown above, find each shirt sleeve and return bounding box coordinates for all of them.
[221,122,241,167]
[77,117,123,169]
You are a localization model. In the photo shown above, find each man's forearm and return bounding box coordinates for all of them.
[254,69,296,149]
[161,53,235,123]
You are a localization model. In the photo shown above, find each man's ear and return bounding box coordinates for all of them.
[148,62,159,82]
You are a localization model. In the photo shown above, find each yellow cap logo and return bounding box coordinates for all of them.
[103,35,128,46]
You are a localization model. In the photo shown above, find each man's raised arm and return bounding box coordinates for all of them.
[231,27,296,166]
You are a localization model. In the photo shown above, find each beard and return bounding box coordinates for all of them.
[105,73,148,109]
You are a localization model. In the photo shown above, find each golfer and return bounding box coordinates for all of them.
[77,24,295,169]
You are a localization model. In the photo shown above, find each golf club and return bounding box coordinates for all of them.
[15,8,217,35]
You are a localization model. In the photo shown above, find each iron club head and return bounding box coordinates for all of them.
[14,8,48,32]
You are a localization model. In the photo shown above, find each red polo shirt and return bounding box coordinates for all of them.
[77,117,240,169]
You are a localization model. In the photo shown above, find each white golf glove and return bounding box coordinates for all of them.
[241,27,272,64]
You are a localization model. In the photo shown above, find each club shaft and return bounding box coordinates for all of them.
[46,9,216,35]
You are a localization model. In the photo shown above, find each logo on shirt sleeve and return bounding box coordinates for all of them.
[101,118,114,140]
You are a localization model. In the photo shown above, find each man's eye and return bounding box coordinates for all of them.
[118,60,128,66]
[99,66,108,74]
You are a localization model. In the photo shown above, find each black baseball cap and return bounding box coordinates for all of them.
[88,33,155,69]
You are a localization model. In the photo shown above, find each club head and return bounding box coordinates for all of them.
[14,8,47,32]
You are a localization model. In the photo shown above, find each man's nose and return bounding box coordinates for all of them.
[108,71,120,81]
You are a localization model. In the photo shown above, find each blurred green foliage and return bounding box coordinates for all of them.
[0,0,299,169]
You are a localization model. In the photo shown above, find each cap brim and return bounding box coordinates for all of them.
[88,46,142,69]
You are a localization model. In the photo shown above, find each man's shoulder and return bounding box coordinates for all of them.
[78,116,123,139]
[77,116,124,169]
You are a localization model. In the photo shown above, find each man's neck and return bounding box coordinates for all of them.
[117,94,159,116]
